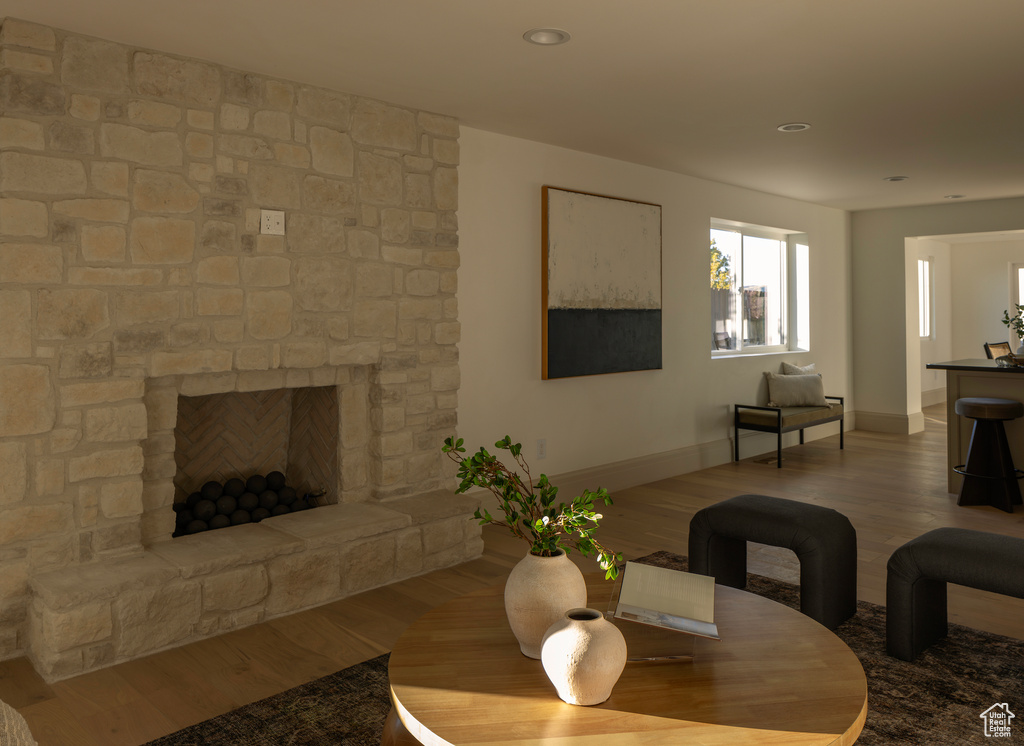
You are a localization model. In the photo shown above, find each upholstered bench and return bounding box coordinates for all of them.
[688,494,857,629]
[734,398,844,467]
[886,527,1024,661]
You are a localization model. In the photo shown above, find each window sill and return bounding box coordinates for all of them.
[712,348,809,359]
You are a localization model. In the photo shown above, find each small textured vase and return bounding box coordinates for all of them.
[504,550,587,659]
[541,607,628,706]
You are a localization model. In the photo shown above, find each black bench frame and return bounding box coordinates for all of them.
[734,396,844,468]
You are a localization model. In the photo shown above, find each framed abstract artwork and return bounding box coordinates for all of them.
[542,186,663,379]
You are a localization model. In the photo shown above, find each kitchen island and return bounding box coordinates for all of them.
[926,359,1024,494]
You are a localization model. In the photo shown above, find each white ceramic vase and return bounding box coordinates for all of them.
[541,607,628,706]
[504,550,587,659]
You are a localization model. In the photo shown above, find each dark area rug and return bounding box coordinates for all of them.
[644,551,1024,745]
[142,653,391,746]
[145,551,1023,745]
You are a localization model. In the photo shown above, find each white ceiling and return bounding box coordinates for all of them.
[6,0,1024,211]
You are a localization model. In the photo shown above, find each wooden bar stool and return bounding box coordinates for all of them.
[953,397,1024,513]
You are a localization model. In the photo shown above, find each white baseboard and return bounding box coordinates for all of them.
[854,409,924,434]
[921,387,947,408]
[467,414,861,500]
[549,420,846,496]
[551,440,733,496]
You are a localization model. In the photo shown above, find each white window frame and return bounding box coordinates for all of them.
[1009,263,1024,346]
[918,257,933,340]
[1012,263,1024,311]
[711,219,806,356]
[792,238,810,352]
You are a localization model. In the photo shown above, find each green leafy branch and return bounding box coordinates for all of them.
[710,238,732,290]
[1002,304,1024,340]
[442,435,623,579]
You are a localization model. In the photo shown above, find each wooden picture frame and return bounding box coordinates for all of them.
[542,186,663,379]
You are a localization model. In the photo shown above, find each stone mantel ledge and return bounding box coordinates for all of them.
[30,553,178,612]
[32,498,473,593]
[28,493,482,681]
[267,502,411,550]
[146,522,306,578]
[382,490,481,523]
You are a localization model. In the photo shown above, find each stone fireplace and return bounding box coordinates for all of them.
[170,382,344,516]
[0,18,481,681]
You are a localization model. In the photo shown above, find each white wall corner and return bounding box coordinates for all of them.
[921,387,947,408]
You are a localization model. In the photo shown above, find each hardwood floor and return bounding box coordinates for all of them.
[4,404,1023,745]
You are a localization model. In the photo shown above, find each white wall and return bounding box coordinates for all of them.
[852,198,1024,432]
[456,127,850,481]
[911,238,952,398]
[949,240,1024,358]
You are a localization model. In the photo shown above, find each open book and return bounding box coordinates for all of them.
[611,561,721,641]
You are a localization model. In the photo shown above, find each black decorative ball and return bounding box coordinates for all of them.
[246,474,267,494]
[258,490,279,510]
[266,471,286,490]
[216,495,237,515]
[238,492,259,512]
[186,519,208,534]
[251,507,271,522]
[278,486,297,505]
[271,504,290,516]
[290,499,308,511]
[193,499,217,521]
[223,478,246,497]
[209,514,230,530]
[175,508,193,527]
[201,481,223,501]
[230,509,251,525]
[186,492,203,508]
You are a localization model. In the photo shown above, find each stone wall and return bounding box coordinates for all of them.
[0,16,473,673]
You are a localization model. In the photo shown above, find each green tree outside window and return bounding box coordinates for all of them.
[711,239,732,290]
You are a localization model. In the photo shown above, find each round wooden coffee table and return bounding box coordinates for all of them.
[386,574,867,745]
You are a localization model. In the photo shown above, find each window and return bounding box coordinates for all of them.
[1012,263,1024,310]
[711,221,806,354]
[918,258,932,339]
[793,241,809,351]
[1007,263,1024,346]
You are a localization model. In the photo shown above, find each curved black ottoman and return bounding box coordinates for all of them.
[886,527,1024,661]
[688,494,857,629]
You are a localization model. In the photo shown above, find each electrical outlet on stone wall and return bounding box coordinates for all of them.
[260,209,285,235]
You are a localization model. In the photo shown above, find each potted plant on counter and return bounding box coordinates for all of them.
[443,435,623,658]
[1002,304,1024,354]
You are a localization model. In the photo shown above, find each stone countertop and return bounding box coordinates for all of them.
[926,359,1024,372]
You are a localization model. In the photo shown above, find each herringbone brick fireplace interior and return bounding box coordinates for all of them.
[173,386,338,506]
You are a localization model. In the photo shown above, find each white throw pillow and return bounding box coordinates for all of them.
[764,372,828,407]
[780,361,816,375]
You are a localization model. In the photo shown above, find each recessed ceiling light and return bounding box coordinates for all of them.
[523,28,571,45]
[944,194,965,199]
[777,122,811,132]
[883,176,909,182]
